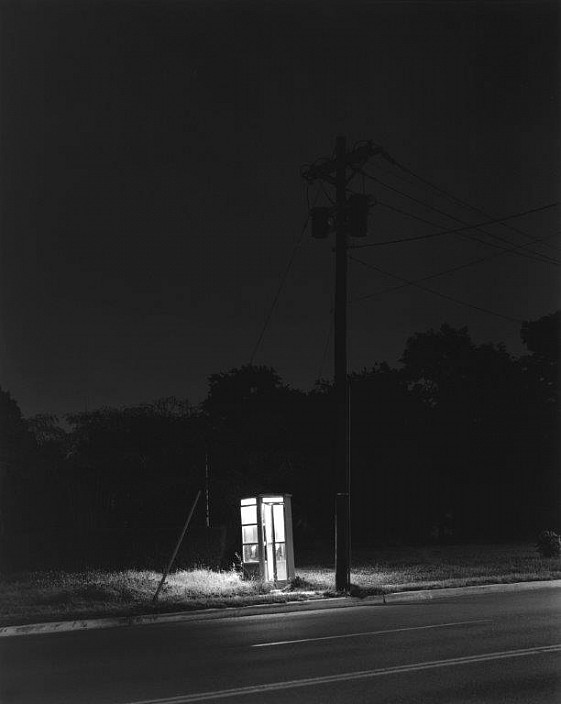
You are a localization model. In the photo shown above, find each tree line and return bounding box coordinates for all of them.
[0,312,559,570]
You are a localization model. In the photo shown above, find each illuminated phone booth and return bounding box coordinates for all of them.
[240,494,295,584]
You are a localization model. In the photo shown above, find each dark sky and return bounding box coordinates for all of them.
[1,0,560,417]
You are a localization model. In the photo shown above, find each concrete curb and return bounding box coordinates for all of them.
[382,579,561,604]
[0,596,375,639]
[1,580,559,638]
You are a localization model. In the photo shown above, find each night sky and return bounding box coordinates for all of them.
[1,0,559,418]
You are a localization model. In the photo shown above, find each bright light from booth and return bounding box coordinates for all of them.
[239,494,295,583]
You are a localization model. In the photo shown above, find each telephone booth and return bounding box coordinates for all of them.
[240,494,295,584]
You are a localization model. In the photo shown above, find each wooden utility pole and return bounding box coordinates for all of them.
[333,136,351,592]
[302,136,382,593]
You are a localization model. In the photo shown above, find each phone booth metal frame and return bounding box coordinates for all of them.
[240,494,295,585]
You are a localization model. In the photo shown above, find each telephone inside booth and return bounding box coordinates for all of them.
[240,494,295,585]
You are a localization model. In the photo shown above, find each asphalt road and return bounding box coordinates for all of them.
[1,588,560,703]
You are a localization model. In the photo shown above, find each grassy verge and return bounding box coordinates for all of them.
[296,542,561,596]
[1,543,559,627]
[0,569,322,627]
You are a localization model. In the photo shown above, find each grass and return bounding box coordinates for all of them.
[0,542,559,627]
[296,542,561,597]
[0,568,319,627]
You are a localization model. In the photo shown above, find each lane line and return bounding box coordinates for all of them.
[122,643,561,704]
[251,618,492,647]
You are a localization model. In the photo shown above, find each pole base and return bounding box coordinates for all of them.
[335,492,350,592]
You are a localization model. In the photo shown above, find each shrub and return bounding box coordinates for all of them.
[536,530,561,558]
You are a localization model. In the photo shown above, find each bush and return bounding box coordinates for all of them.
[536,530,561,558]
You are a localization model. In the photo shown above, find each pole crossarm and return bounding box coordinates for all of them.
[301,141,385,184]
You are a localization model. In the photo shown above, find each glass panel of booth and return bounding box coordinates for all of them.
[275,543,287,580]
[242,525,258,544]
[272,504,285,542]
[263,503,274,573]
[240,505,257,526]
[243,544,259,562]
[240,498,259,563]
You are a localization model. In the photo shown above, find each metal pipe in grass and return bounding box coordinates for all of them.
[152,490,202,604]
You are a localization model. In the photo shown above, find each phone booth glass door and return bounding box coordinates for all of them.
[240,494,294,584]
[262,500,287,582]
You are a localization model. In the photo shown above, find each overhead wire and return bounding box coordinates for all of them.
[357,169,560,266]
[351,231,561,303]
[351,201,560,263]
[362,170,471,226]
[296,142,554,367]
[382,154,561,254]
[249,185,321,365]
[349,254,524,324]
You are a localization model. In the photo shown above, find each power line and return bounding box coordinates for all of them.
[351,202,560,264]
[358,169,561,266]
[382,153,561,254]
[376,198,460,229]
[367,199,560,267]
[351,231,561,303]
[349,254,524,324]
[362,170,467,226]
[249,187,320,364]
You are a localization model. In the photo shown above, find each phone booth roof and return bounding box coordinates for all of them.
[241,494,292,503]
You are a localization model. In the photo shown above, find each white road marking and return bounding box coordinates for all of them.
[251,618,492,647]
[123,643,561,704]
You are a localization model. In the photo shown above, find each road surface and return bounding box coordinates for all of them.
[1,588,560,703]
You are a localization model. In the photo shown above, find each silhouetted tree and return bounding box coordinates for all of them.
[399,324,531,538]
[0,387,40,537]
[200,365,310,527]
[520,311,560,403]
[6,312,558,561]
[348,363,430,541]
[63,398,199,531]
[519,311,560,531]
[26,414,74,526]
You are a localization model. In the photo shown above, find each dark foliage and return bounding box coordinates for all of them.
[0,387,42,536]
[1,312,559,571]
[536,530,561,558]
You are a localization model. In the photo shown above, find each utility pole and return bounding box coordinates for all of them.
[334,135,350,591]
[302,137,382,592]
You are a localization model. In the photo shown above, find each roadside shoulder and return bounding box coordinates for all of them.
[382,579,561,604]
[0,596,359,638]
[2,579,560,638]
